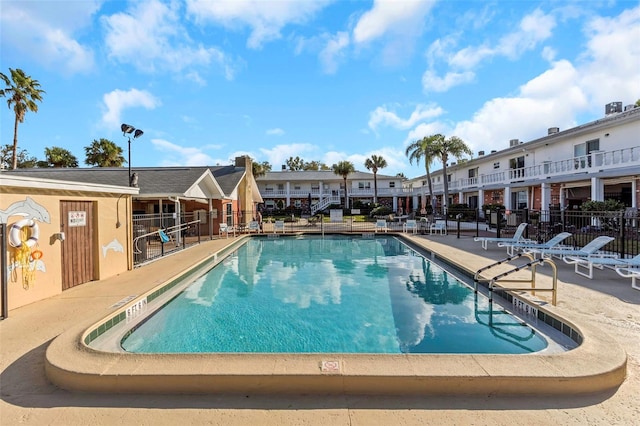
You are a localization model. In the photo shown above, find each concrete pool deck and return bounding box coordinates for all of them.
[2,233,639,425]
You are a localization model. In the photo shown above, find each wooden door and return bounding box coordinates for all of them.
[60,201,95,290]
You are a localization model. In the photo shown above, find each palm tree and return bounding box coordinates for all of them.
[44,146,78,168]
[405,135,439,211]
[432,135,472,211]
[0,69,45,169]
[85,138,125,167]
[332,160,355,209]
[252,160,271,177]
[364,154,387,204]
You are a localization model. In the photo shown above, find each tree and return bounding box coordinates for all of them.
[44,146,78,168]
[364,154,387,204]
[286,156,305,171]
[85,138,125,167]
[0,144,38,169]
[405,135,439,211]
[432,135,472,211]
[332,160,355,209]
[303,160,329,171]
[0,68,45,169]
[252,160,272,177]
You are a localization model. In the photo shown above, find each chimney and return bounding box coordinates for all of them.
[491,150,497,153]
[281,165,286,171]
[548,127,559,135]
[478,150,485,156]
[235,155,253,177]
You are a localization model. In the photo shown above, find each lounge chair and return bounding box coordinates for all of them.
[525,236,615,274]
[563,251,640,280]
[498,232,572,256]
[615,266,640,290]
[375,219,388,233]
[403,219,418,234]
[274,220,285,234]
[247,221,260,233]
[474,222,528,250]
[430,220,447,235]
[219,223,235,238]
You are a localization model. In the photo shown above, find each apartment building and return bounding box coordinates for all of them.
[404,102,639,214]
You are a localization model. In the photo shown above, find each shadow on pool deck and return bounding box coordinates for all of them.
[1,234,639,425]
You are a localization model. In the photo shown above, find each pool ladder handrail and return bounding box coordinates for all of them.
[474,253,558,306]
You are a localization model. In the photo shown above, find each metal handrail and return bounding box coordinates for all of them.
[133,220,200,254]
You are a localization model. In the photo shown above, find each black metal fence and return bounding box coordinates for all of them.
[130,208,639,266]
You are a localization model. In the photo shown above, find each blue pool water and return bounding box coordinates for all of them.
[121,235,547,354]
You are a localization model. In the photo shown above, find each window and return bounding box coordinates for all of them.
[311,184,319,191]
[294,185,301,190]
[574,139,600,168]
[277,184,284,190]
[493,162,500,169]
[468,168,478,178]
[389,182,395,188]
[265,186,273,192]
[358,182,371,189]
[509,156,525,178]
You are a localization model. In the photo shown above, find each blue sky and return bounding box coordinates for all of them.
[1,0,639,177]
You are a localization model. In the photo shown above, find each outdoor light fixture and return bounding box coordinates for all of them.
[121,123,144,187]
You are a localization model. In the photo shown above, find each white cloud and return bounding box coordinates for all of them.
[352,0,435,45]
[103,0,239,80]
[259,143,317,167]
[101,88,161,128]
[319,31,350,74]
[368,103,443,131]
[578,5,640,112]
[0,1,98,74]
[185,0,332,49]
[451,60,587,155]
[152,139,217,166]
[266,128,285,136]
[421,69,475,93]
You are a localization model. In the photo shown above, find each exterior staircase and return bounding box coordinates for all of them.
[311,195,341,215]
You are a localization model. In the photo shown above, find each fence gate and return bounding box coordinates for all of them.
[60,201,96,290]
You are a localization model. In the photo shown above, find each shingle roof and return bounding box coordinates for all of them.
[1,165,246,198]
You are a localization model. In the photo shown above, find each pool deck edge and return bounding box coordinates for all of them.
[44,236,628,396]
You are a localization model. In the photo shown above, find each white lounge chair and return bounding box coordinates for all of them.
[564,251,640,280]
[615,266,640,290]
[525,236,615,275]
[375,219,388,233]
[219,223,235,238]
[498,232,572,256]
[247,221,260,233]
[274,220,285,234]
[403,219,418,234]
[474,222,528,249]
[430,220,447,235]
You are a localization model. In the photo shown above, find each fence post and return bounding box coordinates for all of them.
[523,209,529,240]
[620,215,626,258]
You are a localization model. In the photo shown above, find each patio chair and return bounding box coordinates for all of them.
[615,266,640,290]
[525,236,615,274]
[498,232,572,256]
[474,222,528,250]
[563,251,640,279]
[247,221,260,233]
[219,223,235,238]
[375,219,388,233]
[274,220,285,234]
[430,220,447,235]
[403,219,418,234]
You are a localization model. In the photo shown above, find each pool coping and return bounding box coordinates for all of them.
[45,234,628,395]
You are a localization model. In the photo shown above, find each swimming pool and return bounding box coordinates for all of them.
[120,235,547,354]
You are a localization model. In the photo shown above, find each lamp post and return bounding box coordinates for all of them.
[121,123,144,187]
